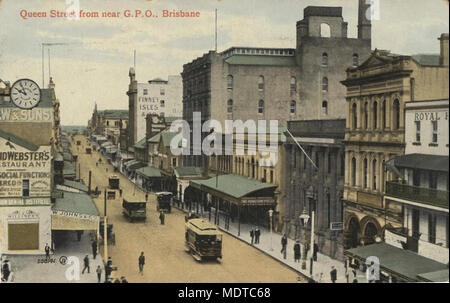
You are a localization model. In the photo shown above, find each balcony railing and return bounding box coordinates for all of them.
[386,180,449,209]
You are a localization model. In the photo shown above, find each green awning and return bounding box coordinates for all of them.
[63,152,73,162]
[345,243,448,282]
[63,179,88,192]
[387,153,449,173]
[190,174,277,199]
[417,269,449,282]
[174,166,204,178]
[52,190,100,230]
[63,161,76,177]
[136,166,163,178]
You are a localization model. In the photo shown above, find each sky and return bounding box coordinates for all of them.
[0,0,448,126]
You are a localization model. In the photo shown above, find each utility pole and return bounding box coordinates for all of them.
[215,9,218,52]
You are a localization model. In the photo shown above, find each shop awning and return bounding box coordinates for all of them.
[190,174,277,204]
[128,161,147,171]
[345,243,448,282]
[52,190,100,230]
[63,152,73,162]
[136,166,163,178]
[63,161,76,178]
[63,179,89,193]
[101,141,113,148]
[124,159,139,168]
[387,153,449,173]
[417,269,449,282]
[174,166,204,178]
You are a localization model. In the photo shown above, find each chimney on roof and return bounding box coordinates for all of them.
[439,33,449,66]
[358,0,372,42]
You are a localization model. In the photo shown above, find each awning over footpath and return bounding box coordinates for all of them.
[345,243,448,282]
[63,161,76,178]
[386,153,449,173]
[101,141,114,148]
[190,174,277,205]
[52,190,100,230]
[174,166,204,178]
[63,179,89,193]
[417,269,449,282]
[124,160,146,171]
[136,166,163,178]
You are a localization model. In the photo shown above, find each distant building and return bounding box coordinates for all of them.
[88,105,128,145]
[127,68,182,150]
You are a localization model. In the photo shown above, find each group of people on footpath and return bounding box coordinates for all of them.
[249,227,261,244]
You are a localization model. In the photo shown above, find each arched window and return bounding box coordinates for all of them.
[363,158,368,188]
[322,77,328,92]
[351,157,357,186]
[352,103,357,129]
[258,76,264,91]
[373,101,378,129]
[364,102,368,129]
[353,54,359,66]
[290,76,296,91]
[258,100,264,114]
[372,159,377,190]
[393,99,400,130]
[227,99,233,113]
[290,100,296,114]
[322,100,328,115]
[382,100,386,129]
[320,23,331,38]
[227,75,233,90]
[322,53,328,66]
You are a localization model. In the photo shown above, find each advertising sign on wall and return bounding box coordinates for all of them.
[0,137,51,198]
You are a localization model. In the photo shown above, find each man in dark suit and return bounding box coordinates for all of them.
[138,252,145,275]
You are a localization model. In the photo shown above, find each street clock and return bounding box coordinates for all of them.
[10,79,41,109]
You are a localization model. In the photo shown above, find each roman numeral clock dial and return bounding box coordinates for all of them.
[10,79,41,109]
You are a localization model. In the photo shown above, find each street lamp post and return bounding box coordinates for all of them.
[299,209,310,270]
[268,209,274,251]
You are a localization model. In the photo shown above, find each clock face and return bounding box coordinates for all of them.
[11,79,41,109]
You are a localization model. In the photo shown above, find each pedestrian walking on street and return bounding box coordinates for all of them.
[82,255,90,274]
[96,265,102,283]
[121,276,128,283]
[145,193,148,202]
[255,227,261,244]
[313,242,319,262]
[159,211,165,225]
[250,227,255,244]
[281,235,288,259]
[138,252,145,275]
[119,188,123,197]
[330,266,337,283]
[293,240,301,262]
[45,243,51,259]
[92,240,98,259]
[2,260,11,282]
[105,259,113,282]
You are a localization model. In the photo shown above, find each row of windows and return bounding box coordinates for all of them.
[226,99,299,114]
[143,88,165,95]
[350,157,384,190]
[227,75,297,92]
[322,53,359,67]
[226,99,329,115]
[415,120,439,143]
[351,99,401,130]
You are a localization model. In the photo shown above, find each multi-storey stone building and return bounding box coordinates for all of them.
[285,120,346,259]
[341,34,449,249]
[127,68,182,150]
[182,2,372,173]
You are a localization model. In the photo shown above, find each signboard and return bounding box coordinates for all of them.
[330,222,343,230]
[0,137,51,197]
[241,197,275,206]
[0,197,50,206]
[0,108,53,123]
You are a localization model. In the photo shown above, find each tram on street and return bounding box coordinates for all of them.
[156,192,173,213]
[122,197,147,222]
[185,218,223,261]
